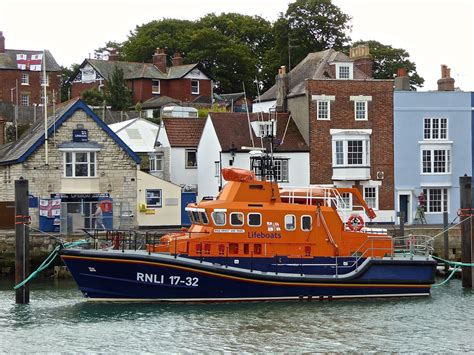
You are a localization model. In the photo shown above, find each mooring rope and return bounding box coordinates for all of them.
[431,255,474,288]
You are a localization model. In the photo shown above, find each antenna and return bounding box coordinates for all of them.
[42,50,48,165]
[242,82,255,148]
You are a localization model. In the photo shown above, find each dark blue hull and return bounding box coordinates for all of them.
[60,249,436,301]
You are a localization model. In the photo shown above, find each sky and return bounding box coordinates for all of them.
[0,0,472,91]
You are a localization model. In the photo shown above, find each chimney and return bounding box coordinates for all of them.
[172,52,183,66]
[153,48,167,73]
[0,117,5,145]
[394,67,410,91]
[0,31,5,53]
[437,64,455,91]
[350,44,373,78]
[275,66,289,112]
[108,49,119,61]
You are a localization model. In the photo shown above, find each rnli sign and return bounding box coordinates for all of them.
[73,129,88,142]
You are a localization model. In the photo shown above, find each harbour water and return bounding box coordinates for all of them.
[1,278,473,353]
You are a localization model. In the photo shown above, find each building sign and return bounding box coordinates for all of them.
[80,64,96,83]
[52,193,110,199]
[73,129,88,142]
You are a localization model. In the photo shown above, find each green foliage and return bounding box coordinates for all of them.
[60,64,80,102]
[353,40,424,88]
[197,104,228,118]
[105,66,133,111]
[6,123,30,143]
[81,87,105,107]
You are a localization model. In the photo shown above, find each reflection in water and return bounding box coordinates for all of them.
[0,279,473,353]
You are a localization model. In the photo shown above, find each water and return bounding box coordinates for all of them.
[1,278,473,353]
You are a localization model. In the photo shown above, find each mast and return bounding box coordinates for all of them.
[42,50,48,165]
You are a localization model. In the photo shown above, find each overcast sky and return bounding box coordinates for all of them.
[0,0,472,91]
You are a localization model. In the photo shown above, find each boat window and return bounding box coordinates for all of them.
[212,211,226,226]
[248,213,262,227]
[302,215,312,231]
[230,212,244,226]
[187,211,195,224]
[285,215,296,231]
[200,212,209,224]
[192,211,200,224]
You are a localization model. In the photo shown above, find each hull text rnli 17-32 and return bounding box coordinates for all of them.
[60,167,436,302]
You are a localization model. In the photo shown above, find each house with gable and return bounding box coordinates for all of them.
[394,66,473,224]
[0,31,61,106]
[197,112,310,200]
[70,49,213,106]
[254,45,395,223]
[0,98,140,231]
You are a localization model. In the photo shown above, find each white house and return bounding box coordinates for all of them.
[197,112,310,200]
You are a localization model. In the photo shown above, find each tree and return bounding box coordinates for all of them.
[81,87,105,107]
[60,64,80,102]
[106,66,132,111]
[353,40,424,88]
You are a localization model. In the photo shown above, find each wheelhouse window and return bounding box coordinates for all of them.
[423,188,448,213]
[285,215,296,231]
[212,211,226,226]
[248,213,261,227]
[424,118,448,140]
[64,152,96,177]
[149,152,164,172]
[146,189,162,208]
[302,216,312,231]
[421,148,451,174]
[21,73,29,85]
[152,79,160,94]
[230,212,244,226]
[191,80,199,95]
[185,149,197,168]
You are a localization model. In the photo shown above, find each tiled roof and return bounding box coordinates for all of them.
[259,49,371,101]
[0,49,61,71]
[208,112,309,152]
[162,118,206,148]
[142,95,180,109]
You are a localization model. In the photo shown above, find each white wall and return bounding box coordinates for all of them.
[170,148,198,189]
[253,100,276,113]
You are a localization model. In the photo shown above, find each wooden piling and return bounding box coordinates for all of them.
[459,175,473,288]
[15,178,30,304]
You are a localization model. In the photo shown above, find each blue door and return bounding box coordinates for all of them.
[181,192,196,226]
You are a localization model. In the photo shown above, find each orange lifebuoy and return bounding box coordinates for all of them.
[347,214,364,231]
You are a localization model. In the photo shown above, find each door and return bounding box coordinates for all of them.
[181,192,196,226]
[399,194,409,223]
[0,201,15,229]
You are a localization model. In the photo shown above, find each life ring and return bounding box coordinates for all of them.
[347,214,364,231]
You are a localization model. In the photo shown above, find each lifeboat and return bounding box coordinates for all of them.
[60,167,436,302]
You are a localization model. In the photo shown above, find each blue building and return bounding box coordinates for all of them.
[394,83,473,224]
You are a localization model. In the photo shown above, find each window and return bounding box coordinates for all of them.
[185,149,197,168]
[421,149,451,174]
[64,152,96,177]
[317,100,330,120]
[191,80,199,95]
[149,153,164,172]
[146,189,162,208]
[285,215,296,231]
[41,74,49,86]
[363,186,378,210]
[152,79,160,94]
[355,101,368,120]
[424,118,448,140]
[212,211,226,226]
[423,188,448,213]
[251,157,289,183]
[214,161,220,177]
[338,192,352,210]
[338,65,350,79]
[230,212,244,226]
[20,93,29,106]
[332,139,370,167]
[248,213,261,227]
[335,141,344,165]
[302,216,312,231]
[200,212,209,224]
[21,73,29,85]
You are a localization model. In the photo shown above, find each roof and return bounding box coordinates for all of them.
[109,118,160,153]
[142,95,180,109]
[0,98,140,165]
[208,112,309,152]
[259,49,371,101]
[220,92,246,102]
[162,118,206,148]
[0,49,61,71]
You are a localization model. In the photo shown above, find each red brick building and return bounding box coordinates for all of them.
[70,48,213,106]
[0,31,61,106]
[256,45,394,222]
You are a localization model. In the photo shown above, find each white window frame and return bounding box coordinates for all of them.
[420,147,451,175]
[191,80,199,95]
[312,95,335,120]
[363,186,378,210]
[20,93,29,106]
[149,152,164,172]
[285,214,296,231]
[230,212,244,226]
[214,161,220,177]
[423,188,449,214]
[41,73,49,86]
[21,73,29,85]
[338,192,353,211]
[152,79,160,94]
[424,118,448,140]
[301,215,312,231]
[146,189,162,208]
[212,211,226,226]
[63,151,97,178]
[250,157,289,183]
[185,149,197,169]
[332,139,370,167]
[335,62,354,80]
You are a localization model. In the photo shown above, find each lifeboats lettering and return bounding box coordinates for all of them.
[248,231,282,239]
[136,272,199,287]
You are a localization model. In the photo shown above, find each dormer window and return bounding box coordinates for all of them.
[335,63,354,80]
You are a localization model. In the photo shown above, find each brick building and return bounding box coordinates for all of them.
[70,48,213,106]
[255,45,395,222]
[0,31,61,107]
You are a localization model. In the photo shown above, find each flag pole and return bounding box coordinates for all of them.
[43,50,48,165]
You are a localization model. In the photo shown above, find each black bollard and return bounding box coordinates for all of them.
[459,175,473,288]
[15,178,30,304]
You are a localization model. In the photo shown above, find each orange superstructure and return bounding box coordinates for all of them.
[151,168,392,259]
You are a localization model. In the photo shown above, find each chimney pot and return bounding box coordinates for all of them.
[394,67,410,91]
[172,52,183,66]
[153,48,167,73]
[397,68,407,77]
[437,64,455,91]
